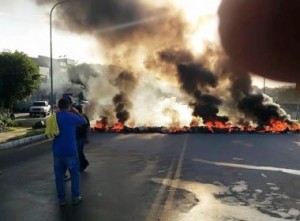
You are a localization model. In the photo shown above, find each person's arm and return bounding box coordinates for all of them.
[70,106,87,125]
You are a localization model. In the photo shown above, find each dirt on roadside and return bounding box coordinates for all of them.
[0,128,34,143]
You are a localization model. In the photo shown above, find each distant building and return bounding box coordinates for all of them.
[30,55,75,82]
[14,55,75,111]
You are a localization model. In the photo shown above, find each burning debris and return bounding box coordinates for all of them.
[92,123,300,134]
[238,94,289,126]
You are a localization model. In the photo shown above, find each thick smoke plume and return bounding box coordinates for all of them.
[113,93,131,123]
[159,48,227,124]
[35,0,189,126]
[112,70,137,123]
[177,63,218,94]
[34,0,299,129]
[68,63,98,89]
[177,63,223,123]
[238,94,288,126]
[36,0,186,60]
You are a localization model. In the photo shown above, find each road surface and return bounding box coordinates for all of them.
[0,132,300,221]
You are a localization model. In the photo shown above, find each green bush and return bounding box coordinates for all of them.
[0,108,16,130]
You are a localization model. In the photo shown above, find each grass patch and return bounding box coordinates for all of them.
[15,119,46,127]
[0,127,45,143]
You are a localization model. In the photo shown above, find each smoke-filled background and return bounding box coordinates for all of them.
[34,0,298,128]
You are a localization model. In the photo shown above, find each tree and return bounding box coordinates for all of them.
[0,51,40,109]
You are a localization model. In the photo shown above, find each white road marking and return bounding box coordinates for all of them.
[193,158,300,176]
[160,135,188,221]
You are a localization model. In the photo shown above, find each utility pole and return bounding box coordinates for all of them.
[50,0,70,113]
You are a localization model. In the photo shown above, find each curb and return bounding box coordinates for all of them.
[0,134,47,150]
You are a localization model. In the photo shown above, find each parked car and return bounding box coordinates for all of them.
[29,101,51,117]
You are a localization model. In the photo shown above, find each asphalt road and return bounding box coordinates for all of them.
[0,133,300,221]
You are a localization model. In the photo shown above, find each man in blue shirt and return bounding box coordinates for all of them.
[53,98,87,205]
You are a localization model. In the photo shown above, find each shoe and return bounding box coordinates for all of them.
[64,174,71,182]
[72,196,82,205]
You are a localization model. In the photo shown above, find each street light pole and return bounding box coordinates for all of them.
[50,0,70,113]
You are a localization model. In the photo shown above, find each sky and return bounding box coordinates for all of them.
[0,0,295,88]
[0,0,100,63]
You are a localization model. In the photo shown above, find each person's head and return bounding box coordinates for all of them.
[58,98,69,110]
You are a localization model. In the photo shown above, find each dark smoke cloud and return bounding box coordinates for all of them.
[230,72,251,102]
[68,63,98,88]
[192,91,228,123]
[223,61,252,101]
[199,46,293,126]
[114,70,137,93]
[218,0,300,83]
[35,0,299,127]
[111,70,137,123]
[177,63,218,95]
[158,48,225,123]
[36,0,183,50]
[37,0,152,30]
[158,49,218,94]
[238,94,288,126]
[113,92,131,123]
[215,54,291,126]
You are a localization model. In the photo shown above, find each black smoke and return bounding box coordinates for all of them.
[238,94,288,126]
[111,70,137,123]
[114,70,137,93]
[68,63,98,88]
[35,0,182,49]
[192,91,228,123]
[177,63,226,123]
[227,65,252,102]
[159,48,225,123]
[218,55,291,126]
[113,92,131,123]
[177,63,218,94]
[35,0,298,127]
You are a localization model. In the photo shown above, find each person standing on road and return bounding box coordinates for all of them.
[75,104,90,172]
[52,98,86,206]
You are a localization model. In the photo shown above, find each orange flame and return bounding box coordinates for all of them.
[264,118,300,133]
[93,120,109,132]
[92,117,300,134]
[205,121,232,132]
[265,118,288,133]
[289,122,300,131]
[112,122,124,132]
